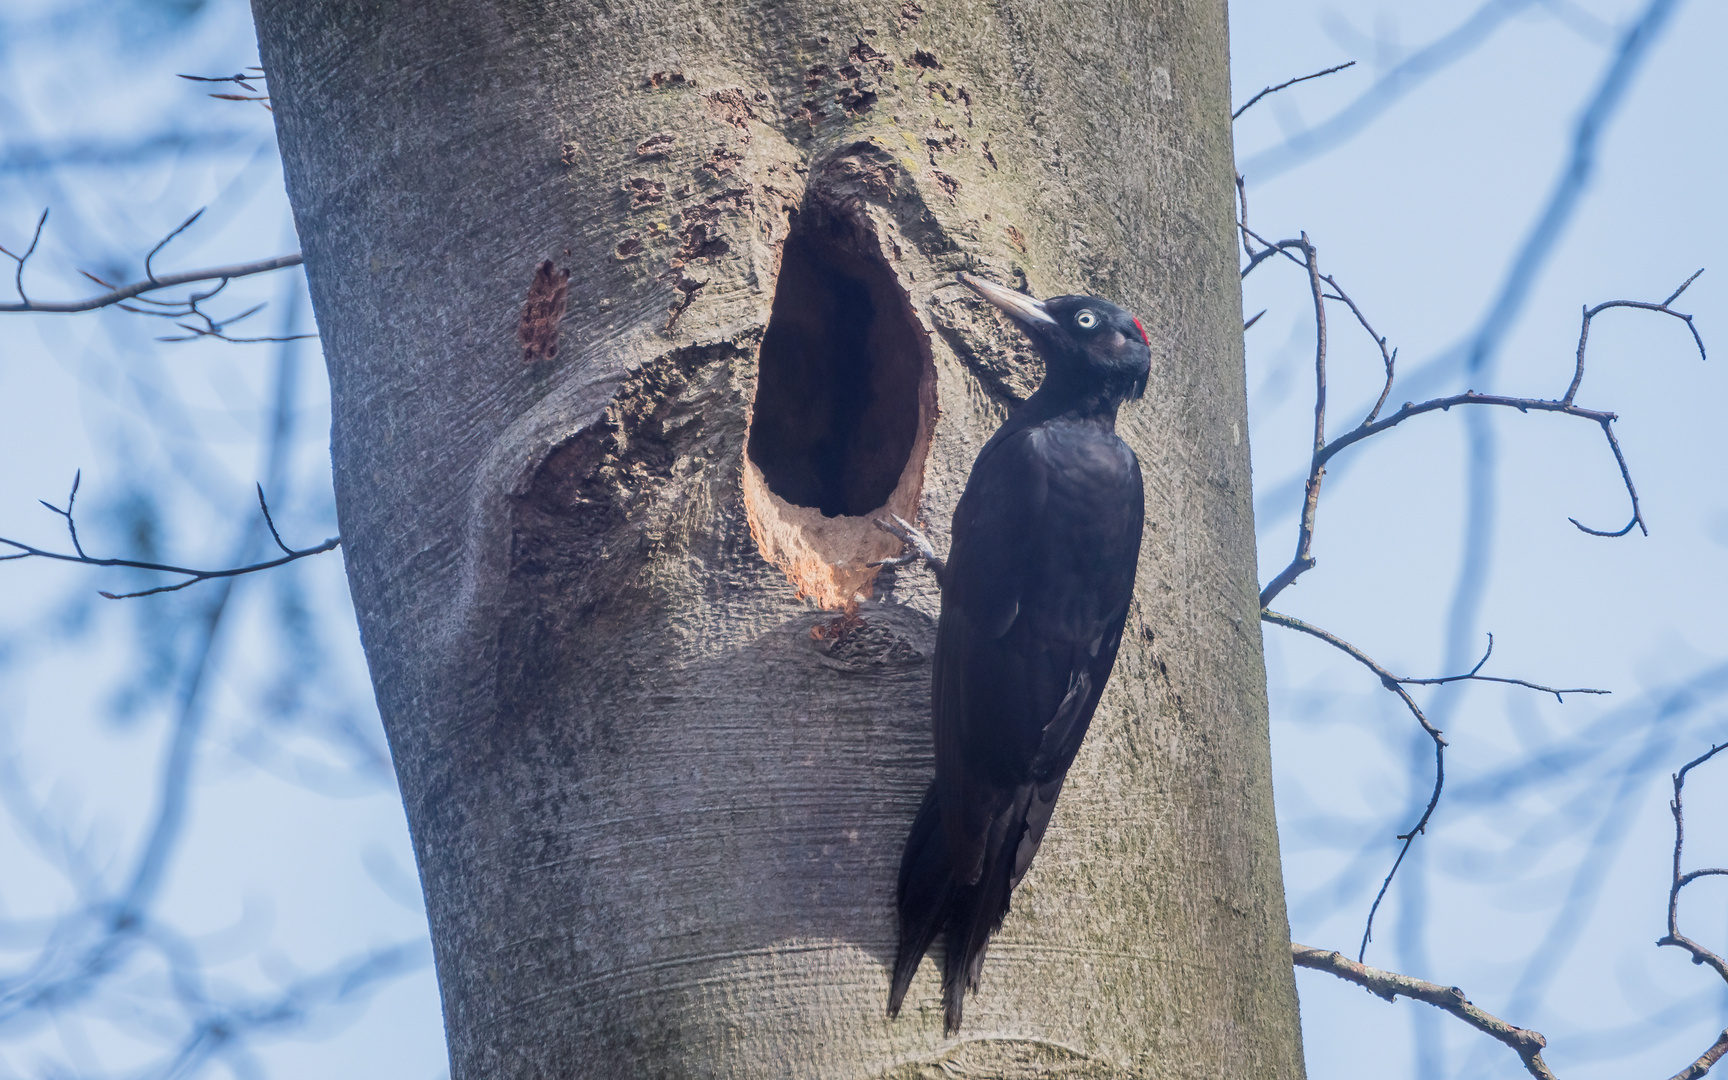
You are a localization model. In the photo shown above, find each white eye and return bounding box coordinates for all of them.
[1074,309,1099,330]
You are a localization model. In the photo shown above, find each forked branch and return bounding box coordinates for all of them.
[1247,234,1705,607]
[0,207,306,341]
[177,68,272,110]
[0,473,339,599]
[1262,611,1603,960]
[1292,943,1557,1080]
[1295,738,1728,1080]
[1657,743,1728,985]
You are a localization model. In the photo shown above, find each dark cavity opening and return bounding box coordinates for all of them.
[747,203,924,518]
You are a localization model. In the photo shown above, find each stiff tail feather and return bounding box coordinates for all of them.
[889,784,951,1016]
[889,783,1031,1034]
[938,791,1025,1033]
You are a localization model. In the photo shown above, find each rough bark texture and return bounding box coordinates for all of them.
[253,1,1305,1076]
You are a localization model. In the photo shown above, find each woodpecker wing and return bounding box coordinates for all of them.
[934,419,1144,884]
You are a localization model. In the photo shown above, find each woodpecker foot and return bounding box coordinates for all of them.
[870,514,947,585]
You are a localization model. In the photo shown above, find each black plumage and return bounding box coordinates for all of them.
[887,273,1151,1033]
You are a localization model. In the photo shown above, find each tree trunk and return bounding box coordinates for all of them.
[253,1,1305,1076]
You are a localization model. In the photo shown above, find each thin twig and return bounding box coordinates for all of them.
[1256,263,1704,606]
[1259,611,1442,735]
[1565,270,1707,404]
[1261,614,1607,961]
[1232,60,1358,121]
[144,208,204,283]
[0,475,339,599]
[1395,634,1608,703]
[95,273,314,344]
[1319,389,1645,539]
[155,299,316,344]
[256,484,293,555]
[1319,273,1398,425]
[1236,174,1255,259]
[1291,943,1557,1080]
[0,253,303,313]
[1239,225,1308,279]
[177,69,264,92]
[1257,237,1328,605]
[36,467,88,558]
[1656,742,1728,985]
[0,208,49,304]
[177,69,272,110]
[1262,609,1445,960]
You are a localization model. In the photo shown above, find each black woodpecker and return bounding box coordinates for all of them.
[884,272,1151,1033]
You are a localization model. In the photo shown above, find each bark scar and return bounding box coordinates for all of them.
[702,88,762,140]
[518,259,570,363]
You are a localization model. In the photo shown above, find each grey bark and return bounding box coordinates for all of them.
[253,1,1305,1077]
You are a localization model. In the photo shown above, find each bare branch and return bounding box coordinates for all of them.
[1395,634,1608,703]
[1322,389,1648,539]
[3,198,304,324]
[1245,226,1701,967]
[1259,611,1445,736]
[1565,270,1707,404]
[1318,272,1397,425]
[1657,742,1728,985]
[177,69,265,92]
[1238,224,1308,279]
[1256,236,1327,607]
[1263,613,1606,961]
[155,299,317,345]
[35,467,88,558]
[0,253,303,314]
[0,474,339,599]
[1669,1030,1728,1080]
[1262,609,1445,959]
[1232,60,1357,121]
[177,68,273,110]
[2,536,342,600]
[1291,943,1557,1080]
[145,207,205,283]
[0,207,49,304]
[1235,174,1254,258]
[1257,264,1703,605]
[257,483,295,555]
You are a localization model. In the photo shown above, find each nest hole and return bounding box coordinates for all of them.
[747,207,925,518]
[743,199,935,609]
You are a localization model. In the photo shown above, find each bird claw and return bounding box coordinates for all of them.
[870,514,946,582]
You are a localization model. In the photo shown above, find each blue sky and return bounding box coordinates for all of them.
[0,1,1723,1077]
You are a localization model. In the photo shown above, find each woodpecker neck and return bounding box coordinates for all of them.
[1016,381,1124,429]
[1022,355,1143,423]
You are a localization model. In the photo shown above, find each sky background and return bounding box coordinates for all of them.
[0,0,1723,1077]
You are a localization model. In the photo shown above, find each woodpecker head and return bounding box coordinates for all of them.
[958,272,1151,404]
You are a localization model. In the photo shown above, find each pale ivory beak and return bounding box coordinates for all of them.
[957,272,1057,328]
